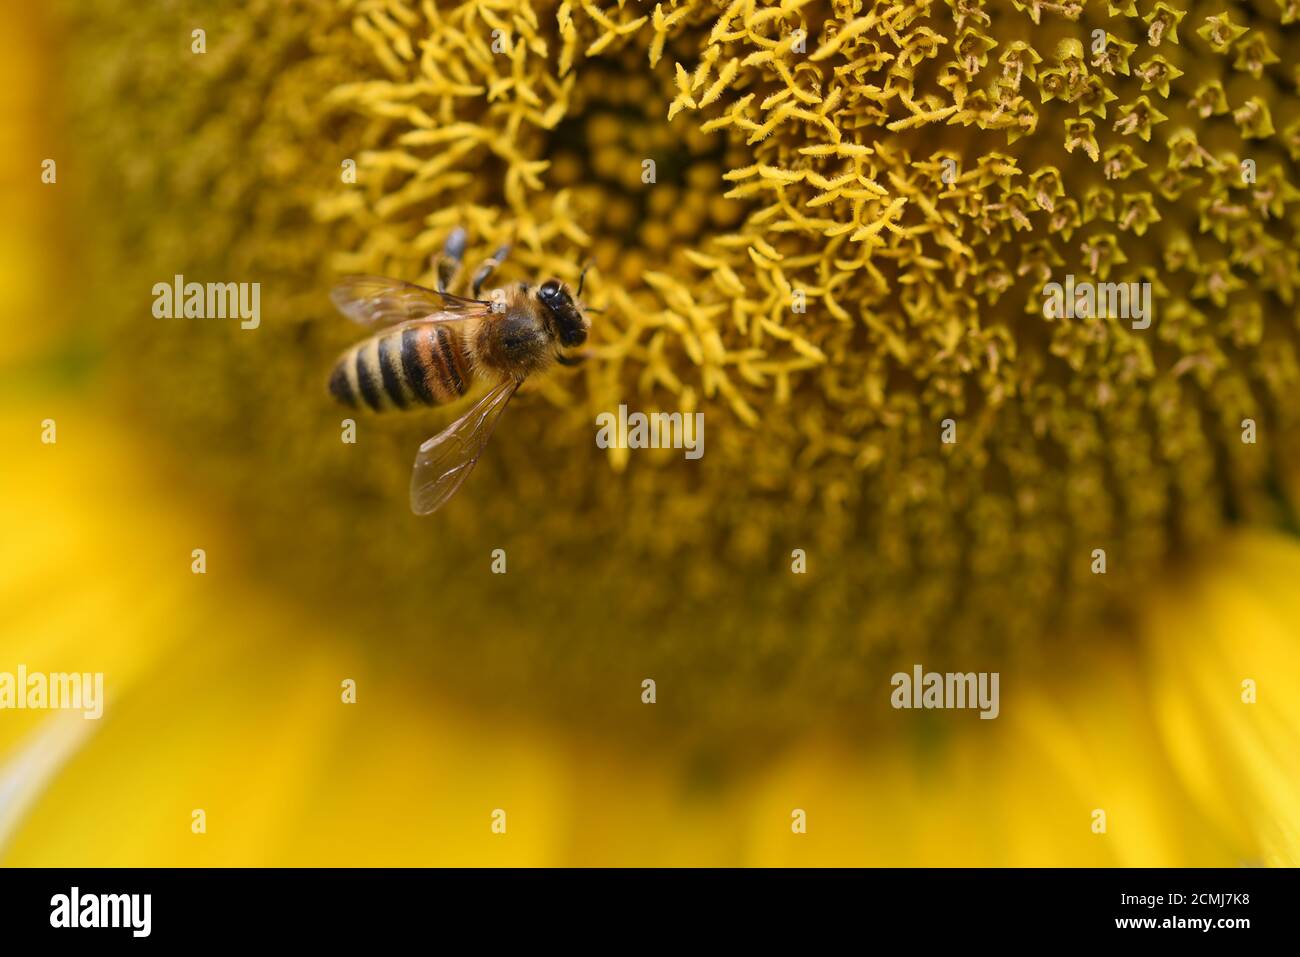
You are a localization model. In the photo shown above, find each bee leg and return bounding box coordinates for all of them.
[435,227,467,293]
[471,243,512,298]
[556,349,592,367]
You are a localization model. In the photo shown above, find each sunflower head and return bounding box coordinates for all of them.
[53,0,1300,744]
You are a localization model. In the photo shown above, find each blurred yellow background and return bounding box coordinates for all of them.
[1,1,1298,866]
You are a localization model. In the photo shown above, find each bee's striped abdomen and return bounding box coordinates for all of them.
[329,324,471,412]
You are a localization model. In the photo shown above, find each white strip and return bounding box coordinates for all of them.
[0,713,97,857]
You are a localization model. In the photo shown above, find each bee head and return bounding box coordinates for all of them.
[537,279,588,347]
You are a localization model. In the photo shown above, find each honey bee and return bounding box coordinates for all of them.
[327,228,592,514]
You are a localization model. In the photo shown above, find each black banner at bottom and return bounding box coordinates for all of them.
[0,867,1288,943]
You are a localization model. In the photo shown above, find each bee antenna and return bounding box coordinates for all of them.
[576,260,593,298]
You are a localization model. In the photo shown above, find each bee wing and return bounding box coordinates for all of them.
[409,376,521,516]
[331,276,491,329]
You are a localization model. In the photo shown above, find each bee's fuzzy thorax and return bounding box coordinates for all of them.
[471,285,556,381]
